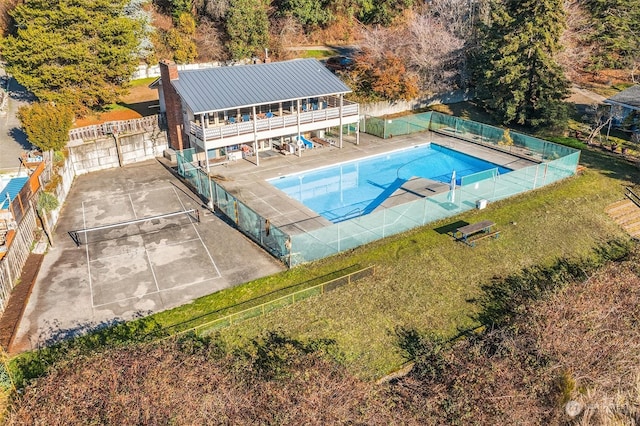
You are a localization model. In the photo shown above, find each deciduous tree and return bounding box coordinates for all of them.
[273,0,331,31]
[347,50,418,101]
[17,102,73,154]
[358,0,414,26]
[474,0,570,128]
[165,12,198,63]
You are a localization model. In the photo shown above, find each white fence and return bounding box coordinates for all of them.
[131,59,252,80]
[68,115,165,142]
[360,89,474,117]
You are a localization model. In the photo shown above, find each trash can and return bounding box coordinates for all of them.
[476,199,488,209]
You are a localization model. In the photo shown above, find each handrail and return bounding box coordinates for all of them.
[626,187,640,208]
[191,104,359,141]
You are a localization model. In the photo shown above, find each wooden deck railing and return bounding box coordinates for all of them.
[189,103,359,141]
[68,115,165,142]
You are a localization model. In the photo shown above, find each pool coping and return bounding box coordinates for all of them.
[207,130,539,236]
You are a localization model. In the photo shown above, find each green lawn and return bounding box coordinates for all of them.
[147,146,639,380]
[293,49,336,59]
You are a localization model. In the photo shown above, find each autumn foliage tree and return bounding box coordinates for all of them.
[347,51,419,102]
[165,12,199,63]
[17,102,73,154]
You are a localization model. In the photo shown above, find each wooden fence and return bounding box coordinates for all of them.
[0,207,37,313]
[68,114,165,142]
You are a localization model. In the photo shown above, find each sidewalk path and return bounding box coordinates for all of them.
[568,86,607,105]
[0,63,35,173]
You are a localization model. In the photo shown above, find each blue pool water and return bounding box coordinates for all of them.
[268,143,511,222]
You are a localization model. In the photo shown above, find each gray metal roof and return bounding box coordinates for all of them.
[171,59,352,114]
[605,85,640,110]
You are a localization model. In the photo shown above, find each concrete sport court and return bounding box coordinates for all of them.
[12,131,539,352]
[12,160,285,352]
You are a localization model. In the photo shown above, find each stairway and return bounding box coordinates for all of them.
[605,199,640,238]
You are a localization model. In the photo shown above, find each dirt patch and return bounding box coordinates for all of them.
[0,253,44,353]
[123,82,158,104]
[73,83,159,128]
[74,109,143,127]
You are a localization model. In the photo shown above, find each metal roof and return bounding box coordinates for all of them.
[0,177,28,210]
[604,85,640,110]
[171,59,352,114]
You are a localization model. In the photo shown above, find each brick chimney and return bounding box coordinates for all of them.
[159,60,185,151]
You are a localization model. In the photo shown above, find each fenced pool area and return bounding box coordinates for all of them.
[176,112,580,267]
[267,143,512,223]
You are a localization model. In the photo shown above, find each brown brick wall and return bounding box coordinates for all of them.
[159,60,186,151]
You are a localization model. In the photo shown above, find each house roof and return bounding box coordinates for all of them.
[0,177,28,210]
[170,59,352,115]
[604,85,640,110]
[148,78,160,89]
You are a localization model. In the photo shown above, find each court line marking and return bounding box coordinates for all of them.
[85,186,222,308]
[173,186,222,278]
[129,193,137,219]
[88,237,204,263]
[82,201,94,310]
[145,247,161,293]
[91,276,222,308]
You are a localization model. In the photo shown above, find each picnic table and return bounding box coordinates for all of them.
[454,220,500,246]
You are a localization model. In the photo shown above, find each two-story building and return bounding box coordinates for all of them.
[153,59,360,166]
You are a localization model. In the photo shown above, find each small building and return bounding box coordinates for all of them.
[152,59,360,166]
[604,85,640,130]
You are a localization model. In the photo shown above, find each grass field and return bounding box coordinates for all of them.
[73,77,159,127]
[147,145,639,379]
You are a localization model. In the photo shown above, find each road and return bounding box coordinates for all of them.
[0,62,35,173]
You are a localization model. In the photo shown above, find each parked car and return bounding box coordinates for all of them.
[324,56,354,72]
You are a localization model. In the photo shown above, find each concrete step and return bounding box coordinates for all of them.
[606,200,639,219]
[605,199,634,213]
[624,220,640,233]
[618,210,640,225]
[607,200,637,212]
[606,200,640,239]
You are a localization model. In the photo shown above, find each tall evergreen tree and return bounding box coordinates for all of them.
[1,0,144,113]
[585,0,640,70]
[474,0,570,128]
[225,0,269,60]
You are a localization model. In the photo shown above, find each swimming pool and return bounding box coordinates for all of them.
[268,143,511,222]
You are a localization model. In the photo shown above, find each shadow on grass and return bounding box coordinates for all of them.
[443,101,494,123]
[115,100,160,117]
[579,147,640,184]
[159,265,364,334]
[433,220,468,236]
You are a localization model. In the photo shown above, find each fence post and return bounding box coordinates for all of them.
[3,262,11,292]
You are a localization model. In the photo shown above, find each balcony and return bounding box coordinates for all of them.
[189,102,359,150]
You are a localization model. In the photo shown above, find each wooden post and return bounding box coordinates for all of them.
[113,128,123,167]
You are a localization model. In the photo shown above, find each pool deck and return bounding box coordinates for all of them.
[205,131,538,235]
